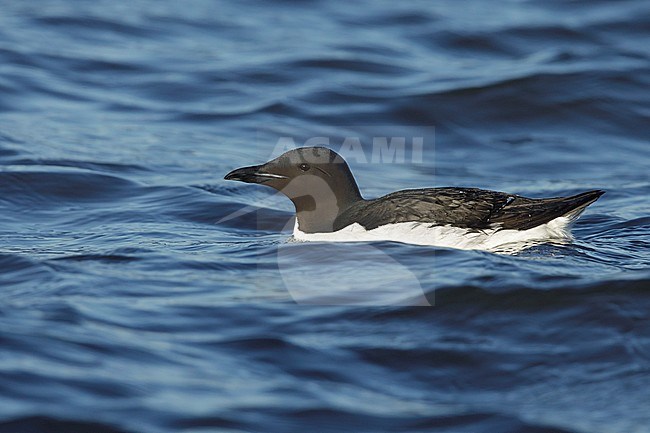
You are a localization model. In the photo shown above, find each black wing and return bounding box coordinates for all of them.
[335,188,604,231]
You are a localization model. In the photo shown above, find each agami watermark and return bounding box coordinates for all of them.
[271,133,430,164]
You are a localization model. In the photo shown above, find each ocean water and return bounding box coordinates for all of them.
[1,1,649,432]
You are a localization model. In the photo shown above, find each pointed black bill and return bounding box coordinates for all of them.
[224,164,287,184]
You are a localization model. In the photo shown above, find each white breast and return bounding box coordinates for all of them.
[292,217,574,252]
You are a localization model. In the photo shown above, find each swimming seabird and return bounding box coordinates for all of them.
[224,147,604,250]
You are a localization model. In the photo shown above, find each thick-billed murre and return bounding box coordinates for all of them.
[224,147,604,250]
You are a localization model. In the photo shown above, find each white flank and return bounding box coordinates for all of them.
[292,217,575,252]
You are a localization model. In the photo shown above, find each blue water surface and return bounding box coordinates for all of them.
[1,1,649,432]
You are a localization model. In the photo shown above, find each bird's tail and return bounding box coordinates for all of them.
[492,189,605,230]
[559,190,605,223]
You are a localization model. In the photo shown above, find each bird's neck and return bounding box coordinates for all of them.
[292,187,363,233]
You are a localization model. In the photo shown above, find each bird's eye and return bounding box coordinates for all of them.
[299,163,310,171]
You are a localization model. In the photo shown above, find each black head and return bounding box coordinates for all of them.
[224,147,363,232]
